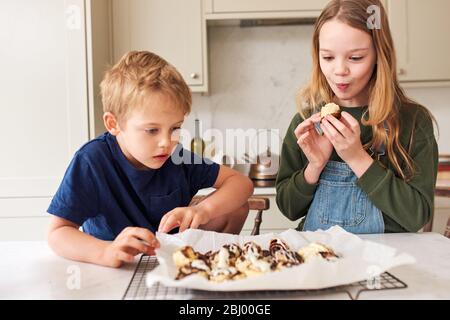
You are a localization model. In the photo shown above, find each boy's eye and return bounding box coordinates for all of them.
[145,128,159,135]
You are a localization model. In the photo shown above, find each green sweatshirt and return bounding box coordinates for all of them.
[275,102,438,233]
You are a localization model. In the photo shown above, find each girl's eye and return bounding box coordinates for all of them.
[350,56,363,61]
[172,127,181,132]
[322,56,334,61]
[145,129,159,135]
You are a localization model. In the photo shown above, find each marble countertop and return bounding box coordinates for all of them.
[1,232,449,300]
[197,187,276,196]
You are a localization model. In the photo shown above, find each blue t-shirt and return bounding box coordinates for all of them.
[47,132,220,240]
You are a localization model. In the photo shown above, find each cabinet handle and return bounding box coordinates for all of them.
[398,68,406,76]
[190,73,199,79]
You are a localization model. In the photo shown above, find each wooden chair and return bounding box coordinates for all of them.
[424,185,450,232]
[432,155,450,233]
[445,217,450,239]
[190,196,270,235]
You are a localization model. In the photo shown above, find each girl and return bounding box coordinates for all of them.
[276,0,438,234]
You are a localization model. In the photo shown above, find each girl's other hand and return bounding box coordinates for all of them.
[294,112,334,171]
[320,111,374,178]
[320,111,365,163]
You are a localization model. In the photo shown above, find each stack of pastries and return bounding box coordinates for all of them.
[172,239,339,282]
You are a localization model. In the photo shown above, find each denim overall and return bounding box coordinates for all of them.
[303,141,386,234]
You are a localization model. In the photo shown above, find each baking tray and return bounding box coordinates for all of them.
[123,255,407,300]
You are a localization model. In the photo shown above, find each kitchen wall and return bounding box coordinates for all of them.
[405,87,450,151]
[184,24,450,161]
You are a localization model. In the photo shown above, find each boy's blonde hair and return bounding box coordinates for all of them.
[100,51,191,124]
[297,0,435,180]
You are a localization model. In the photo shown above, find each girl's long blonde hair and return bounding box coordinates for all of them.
[297,0,435,180]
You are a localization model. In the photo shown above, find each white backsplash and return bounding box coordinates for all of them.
[183,24,450,163]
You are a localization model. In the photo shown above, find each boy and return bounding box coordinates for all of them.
[47,51,253,268]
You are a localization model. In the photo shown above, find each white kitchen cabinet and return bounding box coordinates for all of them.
[388,0,450,83]
[111,0,208,92]
[208,0,329,13]
[86,0,113,138]
[0,0,90,240]
[204,0,328,19]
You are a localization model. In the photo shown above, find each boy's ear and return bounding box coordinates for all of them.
[103,112,120,136]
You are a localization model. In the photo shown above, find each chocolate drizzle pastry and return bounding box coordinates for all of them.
[172,239,339,282]
[297,242,339,262]
[269,238,304,267]
[235,242,277,276]
[173,246,212,280]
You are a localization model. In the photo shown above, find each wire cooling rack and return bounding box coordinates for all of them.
[122,255,407,300]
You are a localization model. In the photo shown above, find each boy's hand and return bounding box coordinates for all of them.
[158,205,211,233]
[102,227,160,268]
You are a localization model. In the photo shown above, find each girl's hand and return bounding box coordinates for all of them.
[320,111,364,162]
[294,112,334,171]
[103,227,160,268]
[158,205,211,233]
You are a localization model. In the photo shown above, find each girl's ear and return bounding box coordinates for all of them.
[103,112,121,136]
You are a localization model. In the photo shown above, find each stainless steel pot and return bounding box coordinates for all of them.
[247,147,279,181]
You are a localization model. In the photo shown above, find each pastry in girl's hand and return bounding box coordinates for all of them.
[320,103,342,120]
